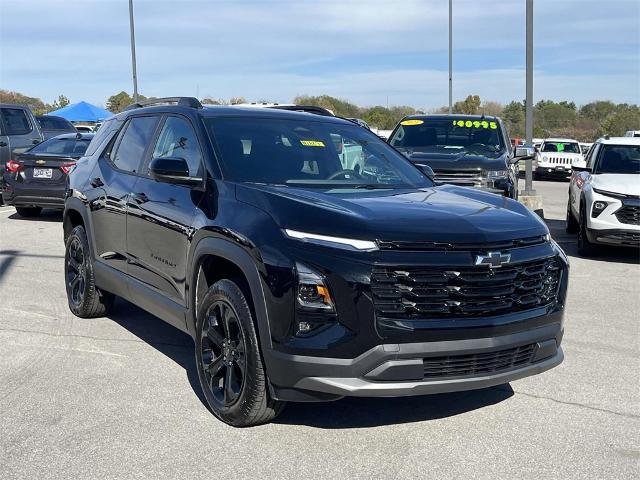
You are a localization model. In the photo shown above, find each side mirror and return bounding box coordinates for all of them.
[515,146,535,158]
[148,157,201,186]
[416,163,436,181]
[571,165,591,173]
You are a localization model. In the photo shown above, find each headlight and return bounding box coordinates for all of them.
[542,155,548,162]
[295,263,334,311]
[485,170,509,179]
[284,229,378,251]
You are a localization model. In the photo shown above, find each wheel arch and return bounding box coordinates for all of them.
[188,237,273,353]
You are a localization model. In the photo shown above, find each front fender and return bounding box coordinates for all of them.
[187,237,273,352]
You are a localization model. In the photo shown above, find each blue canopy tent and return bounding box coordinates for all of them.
[46,101,112,122]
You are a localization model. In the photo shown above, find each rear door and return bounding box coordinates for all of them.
[86,115,160,275]
[126,114,204,306]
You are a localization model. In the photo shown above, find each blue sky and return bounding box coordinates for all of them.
[1,0,638,110]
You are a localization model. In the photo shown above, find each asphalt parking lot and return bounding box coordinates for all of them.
[0,180,638,480]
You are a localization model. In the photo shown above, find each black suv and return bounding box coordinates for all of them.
[389,114,520,198]
[64,98,567,426]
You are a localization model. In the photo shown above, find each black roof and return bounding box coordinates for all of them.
[403,113,501,122]
[119,103,353,126]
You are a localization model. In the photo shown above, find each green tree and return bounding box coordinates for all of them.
[453,95,481,114]
[579,101,617,121]
[502,101,525,137]
[599,105,640,136]
[106,91,133,113]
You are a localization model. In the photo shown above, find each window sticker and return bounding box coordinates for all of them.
[300,140,325,147]
[452,120,498,129]
[557,143,565,152]
[400,119,424,126]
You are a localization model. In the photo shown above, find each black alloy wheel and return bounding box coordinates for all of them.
[200,300,247,407]
[66,235,87,307]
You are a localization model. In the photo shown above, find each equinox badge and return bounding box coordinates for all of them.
[475,251,511,268]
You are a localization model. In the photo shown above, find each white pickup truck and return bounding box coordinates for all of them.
[535,138,583,178]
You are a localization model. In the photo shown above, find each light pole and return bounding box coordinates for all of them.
[448,0,452,114]
[129,0,139,103]
[523,0,535,195]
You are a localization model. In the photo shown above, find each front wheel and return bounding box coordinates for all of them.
[566,198,578,233]
[195,279,285,427]
[577,207,597,256]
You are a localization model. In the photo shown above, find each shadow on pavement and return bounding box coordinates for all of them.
[275,386,514,428]
[105,299,207,407]
[106,299,515,428]
[8,209,63,222]
[546,219,640,265]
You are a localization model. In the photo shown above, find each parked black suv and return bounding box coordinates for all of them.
[64,98,567,426]
[389,114,520,198]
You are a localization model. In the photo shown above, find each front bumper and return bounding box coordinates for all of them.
[587,228,640,246]
[266,323,563,401]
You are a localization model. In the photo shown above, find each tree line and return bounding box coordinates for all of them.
[2,88,637,140]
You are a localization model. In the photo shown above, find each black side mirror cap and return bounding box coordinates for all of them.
[149,157,202,186]
[571,165,591,172]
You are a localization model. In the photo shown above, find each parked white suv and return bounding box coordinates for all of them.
[566,136,640,255]
[535,138,583,177]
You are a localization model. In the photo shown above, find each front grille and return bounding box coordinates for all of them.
[376,235,547,251]
[371,257,562,319]
[546,156,572,165]
[422,343,537,379]
[615,205,640,225]
[433,170,483,187]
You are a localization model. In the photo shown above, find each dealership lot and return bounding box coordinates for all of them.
[0,180,638,479]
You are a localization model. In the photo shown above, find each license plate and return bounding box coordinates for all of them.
[33,168,52,179]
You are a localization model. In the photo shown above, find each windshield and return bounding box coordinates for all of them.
[389,117,506,154]
[206,117,432,188]
[541,142,580,153]
[29,137,91,156]
[594,145,640,174]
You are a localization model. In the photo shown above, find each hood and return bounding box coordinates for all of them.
[236,183,547,244]
[401,149,508,172]
[592,174,640,197]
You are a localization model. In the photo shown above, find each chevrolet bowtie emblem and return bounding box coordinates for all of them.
[475,251,511,268]
[35,160,46,165]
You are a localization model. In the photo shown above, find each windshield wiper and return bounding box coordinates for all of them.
[351,184,397,189]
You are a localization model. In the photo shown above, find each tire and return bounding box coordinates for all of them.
[16,206,42,217]
[65,225,114,317]
[577,206,597,256]
[195,279,285,427]
[566,198,579,233]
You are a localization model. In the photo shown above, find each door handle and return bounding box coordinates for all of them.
[90,177,104,188]
[131,192,149,204]
[0,141,7,147]
[32,139,40,144]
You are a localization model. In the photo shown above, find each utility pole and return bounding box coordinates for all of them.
[128,0,139,103]
[448,0,453,114]
[523,0,535,195]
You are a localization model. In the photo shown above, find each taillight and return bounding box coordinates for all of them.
[60,162,76,175]
[6,159,22,173]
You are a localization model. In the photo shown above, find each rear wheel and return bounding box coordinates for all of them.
[577,206,597,256]
[566,198,578,233]
[15,206,42,217]
[195,279,285,427]
[65,225,114,317]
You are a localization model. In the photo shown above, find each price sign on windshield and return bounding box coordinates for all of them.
[452,120,498,129]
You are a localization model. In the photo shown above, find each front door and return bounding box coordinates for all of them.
[126,115,204,306]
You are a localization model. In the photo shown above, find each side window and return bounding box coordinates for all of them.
[111,116,159,173]
[151,116,203,176]
[586,144,599,169]
[1,108,33,135]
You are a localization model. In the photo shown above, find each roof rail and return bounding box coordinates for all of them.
[124,97,203,111]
